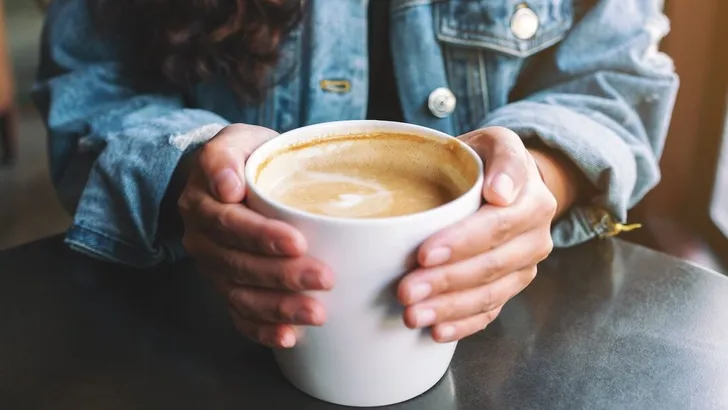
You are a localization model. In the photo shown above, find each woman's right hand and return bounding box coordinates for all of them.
[178,124,335,348]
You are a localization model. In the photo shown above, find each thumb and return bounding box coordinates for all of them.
[197,124,279,203]
[460,126,529,206]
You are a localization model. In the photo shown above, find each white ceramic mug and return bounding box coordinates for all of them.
[244,120,484,407]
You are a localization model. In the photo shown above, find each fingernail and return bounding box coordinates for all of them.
[424,247,451,267]
[437,325,456,342]
[414,308,436,328]
[211,168,242,199]
[491,173,515,203]
[408,283,432,304]
[280,331,296,348]
[301,271,326,290]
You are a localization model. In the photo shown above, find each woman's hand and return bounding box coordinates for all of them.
[179,125,334,348]
[397,126,569,343]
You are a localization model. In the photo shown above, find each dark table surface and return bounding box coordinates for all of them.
[1,236,727,410]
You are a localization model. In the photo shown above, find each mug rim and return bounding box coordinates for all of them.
[243,120,484,226]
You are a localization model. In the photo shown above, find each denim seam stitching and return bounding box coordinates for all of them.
[436,28,569,57]
[392,0,444,14]
[65,236,131,266]
[70,223,143,249]
[477,49,489,122]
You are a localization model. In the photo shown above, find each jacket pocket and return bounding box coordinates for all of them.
[435,0,573,58]
[433,0,573,134]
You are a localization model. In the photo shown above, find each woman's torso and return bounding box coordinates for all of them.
[186,0,575,136]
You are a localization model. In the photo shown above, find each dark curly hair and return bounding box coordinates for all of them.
[88,0,304,101]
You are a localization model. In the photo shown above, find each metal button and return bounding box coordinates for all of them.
[510,5,539,40]
[427,87,457,118]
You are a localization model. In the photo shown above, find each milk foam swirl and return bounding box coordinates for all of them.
[268,170,394,218]
[254,132,478,219]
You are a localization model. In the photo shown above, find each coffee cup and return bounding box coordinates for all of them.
[244,120,484,407]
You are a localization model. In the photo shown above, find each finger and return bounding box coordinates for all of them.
[401,229,552,305]
[228,287,327,326]
[418,178,554,267]
[417,202,528,267]
[459,126,529,206]
[228,306,297,348]
[431,306,503,343]
[190,235,334,291]
[402,266,537,328]
[197,124,279,203]
[180,189,306,256]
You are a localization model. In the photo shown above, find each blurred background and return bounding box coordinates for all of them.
[0,0,726,273]
[0,0,70,251]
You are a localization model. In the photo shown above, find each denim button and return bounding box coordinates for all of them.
[428,87,457,118]
[511,5,540,40]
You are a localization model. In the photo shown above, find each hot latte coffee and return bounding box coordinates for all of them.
[244,123,484,407]
[254,132,479,218]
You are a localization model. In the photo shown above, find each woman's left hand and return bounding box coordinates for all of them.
[397,126,558,343]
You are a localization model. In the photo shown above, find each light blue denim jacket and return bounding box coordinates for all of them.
[33,0,678,267]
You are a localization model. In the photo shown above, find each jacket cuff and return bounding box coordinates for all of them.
[481,102,650,247]
[69,118,227,268]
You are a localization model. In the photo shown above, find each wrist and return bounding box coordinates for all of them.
[527,146,584,219]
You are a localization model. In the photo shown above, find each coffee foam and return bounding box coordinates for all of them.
[267,170,395,218]
[255,132,479,218]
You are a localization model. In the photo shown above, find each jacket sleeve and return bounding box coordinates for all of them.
[480,0,678,247]
[32,0,230,267]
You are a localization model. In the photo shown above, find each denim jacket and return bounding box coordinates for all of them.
[33,0,678,267]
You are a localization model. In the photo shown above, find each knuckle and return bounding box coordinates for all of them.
[539,191,558,218]
[484,307,501,324]
[546,189,558,209]
[502,143,521,159]
[276,261,302,290]
[220,247,236,268]
[545,196,558,217]
[528,266,539,281]
[221,249,246,275]
[228,287,246,309]
[528,191,554,219]
[243,218,266,247]
[215,207,235,232]
[434,268,454,294]
[478,287,496,313]
[476,316,491,332]
[491,211,512,242]
[275,298,289,322]
[177,192,193,217]
[428,299,453,322]
[439,302,454,321]
[483,252,506,275]
[486,126,519,140]
[540,232,554,261]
